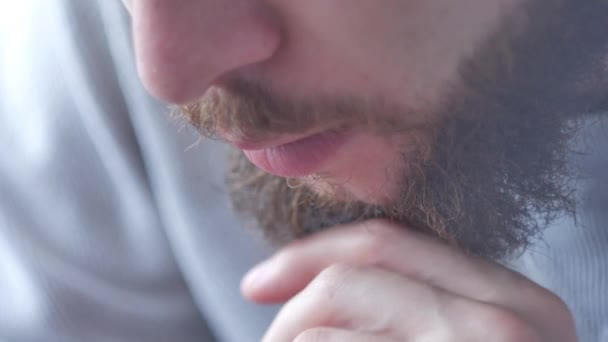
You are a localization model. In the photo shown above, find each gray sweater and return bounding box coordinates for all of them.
[0,0,605,341]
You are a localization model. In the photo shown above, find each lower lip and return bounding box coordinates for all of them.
[242,131,351,177]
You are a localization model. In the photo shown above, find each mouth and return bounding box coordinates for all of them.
[230,129,352,178]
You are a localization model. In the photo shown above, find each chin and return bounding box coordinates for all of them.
[298,133,414,205]
[302,176,398,206]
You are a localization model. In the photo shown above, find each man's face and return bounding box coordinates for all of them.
[128,0,525,202]
[126,0,607,259]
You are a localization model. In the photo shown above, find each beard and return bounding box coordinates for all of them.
[222,99,577,261]
[180,0,608,261]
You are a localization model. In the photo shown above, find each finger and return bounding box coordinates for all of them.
[262,264,442,342]
[242,219,537,307]
[264,264,548,342]
[290,327,394,342]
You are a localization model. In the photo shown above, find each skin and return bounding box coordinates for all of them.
[127,0,527,203]
[242,221,575,341]
[118,0,596,340]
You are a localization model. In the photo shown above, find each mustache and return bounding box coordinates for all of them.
[179,78,430,142]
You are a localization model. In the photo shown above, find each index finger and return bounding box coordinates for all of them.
[242,219,544,308]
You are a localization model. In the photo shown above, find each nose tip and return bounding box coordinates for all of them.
[132,0,281,104]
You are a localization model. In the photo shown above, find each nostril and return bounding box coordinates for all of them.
[132,0,281,104]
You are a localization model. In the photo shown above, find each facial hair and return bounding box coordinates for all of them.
[181,0,608,261]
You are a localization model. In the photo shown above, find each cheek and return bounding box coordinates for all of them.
[257,0,525,116]
[250,1,420,102]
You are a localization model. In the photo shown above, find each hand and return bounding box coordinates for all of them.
[241,220,577,341]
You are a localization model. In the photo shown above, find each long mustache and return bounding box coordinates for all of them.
[179,79,431,143]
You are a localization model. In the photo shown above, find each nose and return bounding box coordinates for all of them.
[131,0,281,104]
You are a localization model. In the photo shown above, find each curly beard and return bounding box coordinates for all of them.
[226,105,578,261]
[181,0,608,261]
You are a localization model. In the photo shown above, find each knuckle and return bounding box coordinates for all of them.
[282,265,359,335]
[307,264,356,302]
[314,264,355,288]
